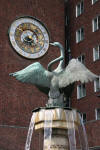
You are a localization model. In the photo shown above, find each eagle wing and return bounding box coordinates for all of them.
[58,59,98,88]
[9,62,52,88]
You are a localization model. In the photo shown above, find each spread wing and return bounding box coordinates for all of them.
[9,62,52,89]
[58,59,98,88]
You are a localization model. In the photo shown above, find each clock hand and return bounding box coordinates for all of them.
[23,35,33,43]
[17,27,23,32]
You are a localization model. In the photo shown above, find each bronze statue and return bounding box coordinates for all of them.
[9,42,98,107]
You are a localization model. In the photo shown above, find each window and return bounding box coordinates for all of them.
[76,1,84,17]
[94,77,100,92]
[65,97,71,108]
[92,0,98,4]
[92,16,100,32]
[95,108,100,120]
[65,16,68,26]
[76,27,84,43]
[66,39,70,51]
[77,84,86,99]
[93,45,100,61]
[78,55,85,64]
[80,113,87,123]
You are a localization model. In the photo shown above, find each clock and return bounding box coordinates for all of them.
[8,16,50,59]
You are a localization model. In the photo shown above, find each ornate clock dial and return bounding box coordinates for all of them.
[9,16,50,59]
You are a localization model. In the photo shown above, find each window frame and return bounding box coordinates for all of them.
[93,45,100,61]
[92,0,98,5]
[76,27,84,43]
[76,0,84,17]
[92,15,100,32]
[95,108,100,120]
[77,84,86,99]
[81,112,87,123]
[77,54,85,64]
[66,39,70,51]
[94,76,100,92]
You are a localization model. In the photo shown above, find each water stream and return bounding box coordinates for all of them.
[78,114,89,150]
[65,109,89,150]
[66,109,77,150]
[25,112,36,150]
[43,109,53,150]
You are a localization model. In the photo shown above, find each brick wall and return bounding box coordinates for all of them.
[85,120,100,147]
[66,0,100,147]
[0,0,65,149]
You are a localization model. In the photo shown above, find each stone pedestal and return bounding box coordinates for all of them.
[33,108,80,150]
[43,129,68,150]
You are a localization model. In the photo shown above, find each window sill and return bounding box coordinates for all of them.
[92,28,100,33]
[76,13,83,18]
[76,39,84,44]
[77,95,86,100]
[93,59,100,62]
[97,94,100,97]
[92,0,99,5]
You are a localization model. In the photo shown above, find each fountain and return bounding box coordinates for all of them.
[9,41,98,150]
[24,107,89,150]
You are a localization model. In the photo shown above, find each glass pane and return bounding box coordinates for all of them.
[77,4,81,17]
[81,1,84,13]
[78,30,81,42]
[98,16,100,29]
[78,55,85,64]
[82,55,85,64]
[76,1,84,17]
[93,18,98,31]
[97,109,100,119]
[78,57,81,62]
[78,85,82,99]
[81,28,84,41]
[93,0,98,4]
[83,113,86,123]
[94,46,99,60]
[66,16,68,25]
[96,78,99,92]
[82,84,86,97]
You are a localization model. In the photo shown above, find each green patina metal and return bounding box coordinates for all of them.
[9,42,98,108]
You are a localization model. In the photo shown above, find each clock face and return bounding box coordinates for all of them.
[9,16,50,59]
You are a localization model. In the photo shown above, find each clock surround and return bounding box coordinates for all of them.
[8,16,50,59]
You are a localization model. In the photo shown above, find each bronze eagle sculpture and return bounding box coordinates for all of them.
[9,42,98,107]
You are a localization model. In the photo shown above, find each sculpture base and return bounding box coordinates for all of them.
[44,129,68,150]
[32,107,81,150]
[33,107,80,130]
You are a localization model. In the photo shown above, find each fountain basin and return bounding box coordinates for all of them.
[25,107,88,150]
[33,107,80,130]
[31,107,82,150]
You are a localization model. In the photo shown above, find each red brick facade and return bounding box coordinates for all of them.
[1,0,100,149]
[65,0,100,149]
[0,0,65,150]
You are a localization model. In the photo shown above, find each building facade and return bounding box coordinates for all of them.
[1,0,100,150]
[65,0,100,149]
[0,0,65,150]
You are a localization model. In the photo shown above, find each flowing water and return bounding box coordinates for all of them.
[25,112,36,150]
[43,109,53,150]
[66,110,77,150]
[24,108,89,150]
[65,109,89,150]
[78,113,89,150]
